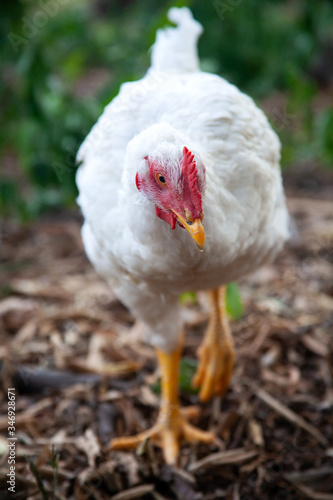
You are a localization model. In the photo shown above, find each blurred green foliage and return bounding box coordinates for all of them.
[152,357,199,395]
[1,0,333,221]
[180,284,243,320]
[226,282,243,320]
[180,291,197,304]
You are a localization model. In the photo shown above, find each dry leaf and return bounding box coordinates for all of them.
[76,429,101,468]
[0,297,38,332]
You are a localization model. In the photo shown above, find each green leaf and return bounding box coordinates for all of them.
[226,282,243,319]
[151,358,198,395]
[179,358,199,394]
[179,291,197,304]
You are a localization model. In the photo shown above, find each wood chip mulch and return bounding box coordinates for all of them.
[0,180,332,499]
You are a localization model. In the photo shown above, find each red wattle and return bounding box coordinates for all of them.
[135,172,142,191]
[155,205,176,230]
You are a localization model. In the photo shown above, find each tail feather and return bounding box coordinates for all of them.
[151,7,203,73]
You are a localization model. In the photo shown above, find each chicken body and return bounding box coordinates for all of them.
[77,8,288,352]
[76,7,289,463]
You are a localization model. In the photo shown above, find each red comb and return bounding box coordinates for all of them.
[182,146,202,214]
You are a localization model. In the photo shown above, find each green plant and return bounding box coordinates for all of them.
[1,0,332,220]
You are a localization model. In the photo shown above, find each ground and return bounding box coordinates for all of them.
[0,167,332,500]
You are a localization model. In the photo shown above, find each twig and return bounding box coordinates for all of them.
[284,467,333,483]
[0,360,101,395]
[286,479,333,500]
[188,448,258,473]
[254,387,328,446]
[110,484,155,500]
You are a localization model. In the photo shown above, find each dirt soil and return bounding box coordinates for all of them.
[0,170,332,500]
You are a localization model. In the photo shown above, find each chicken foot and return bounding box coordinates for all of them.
[110,342,214,464]
[192,287,235,401]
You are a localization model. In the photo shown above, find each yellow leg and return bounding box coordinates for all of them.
[192,287,235,402]
[110,341,214,464]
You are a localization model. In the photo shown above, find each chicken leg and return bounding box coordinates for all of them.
[110,341,214,464]
[192,287,235,401]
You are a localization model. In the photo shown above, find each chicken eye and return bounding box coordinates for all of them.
[156,173,167,186]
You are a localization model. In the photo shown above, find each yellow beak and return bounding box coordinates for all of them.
[171,211,205,251]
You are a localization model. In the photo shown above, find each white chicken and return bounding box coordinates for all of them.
[76,7,289,464]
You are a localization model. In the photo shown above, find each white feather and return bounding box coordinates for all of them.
[76,8,289,351]
[151,7,203,73]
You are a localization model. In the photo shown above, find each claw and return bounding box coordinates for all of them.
[110,408,214,465]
